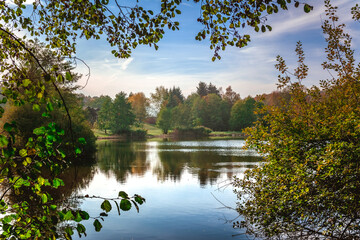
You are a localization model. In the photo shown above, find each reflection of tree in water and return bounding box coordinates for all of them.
[153,150,189,182]
[155,146,262,186]
[96,141,149,183]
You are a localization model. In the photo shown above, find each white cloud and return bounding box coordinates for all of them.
[118,58,134,70]
[5,0,36,5]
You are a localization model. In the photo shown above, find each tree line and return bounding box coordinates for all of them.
[82,82,266,135]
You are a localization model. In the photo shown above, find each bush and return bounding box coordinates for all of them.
[172,126,212,139]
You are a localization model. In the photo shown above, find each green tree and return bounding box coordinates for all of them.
[229,97,258,131]
[192,93,230,131]
[171,103,193,129]
[166,87,184,108]
[157,107,172,134]
[110,92,135,134]
[234,2,360,239]
[207,83,220,96]
[196,82,208,97]
[97,95,113,134]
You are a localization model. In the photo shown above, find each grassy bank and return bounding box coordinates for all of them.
[93,125,244,140]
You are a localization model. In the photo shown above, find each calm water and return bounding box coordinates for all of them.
[66,139,261,240]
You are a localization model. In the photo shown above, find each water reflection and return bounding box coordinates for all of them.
[96,141,150,183]
[96,140,261,186]
[4,139,260,240]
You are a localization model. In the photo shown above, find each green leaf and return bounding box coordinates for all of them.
[32,104,40,111]
[261,25,266,32]
[76,223,86,234]
[3,215,13,224]
[64,210,74,221]
[93,219,102,232]
[100,200,112,213]
[22,79,31,87]
[19,149,27,157]
[53,178,64,188]
[46,102,54,112]
[78,137,86,144]
[75,148,82,154]
[37,176,45,185]
[118,191,129,199]
[41,193,48,203]
[120,199,131,211]
[134,195,145,205]
[74,212,83,222]
[64,227,74,236]
[304,4,311,13]
[0,135,9,147]
[33,126,46,135]
[4,123,14,132]
[65,71,72,81]
[79,211,90,220]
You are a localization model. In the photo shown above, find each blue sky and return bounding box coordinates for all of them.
[72,0,358,98]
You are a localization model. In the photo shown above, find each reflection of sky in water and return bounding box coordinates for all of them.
[73,139,259,240]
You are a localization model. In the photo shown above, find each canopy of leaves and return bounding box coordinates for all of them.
[234,2,360,239]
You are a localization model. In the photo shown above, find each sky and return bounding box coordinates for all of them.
[66,0,359,99]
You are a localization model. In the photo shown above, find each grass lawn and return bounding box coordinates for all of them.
[92,129,113,138]
[142,123,163,136]
[210,131,243,135]
[93,125,243,140]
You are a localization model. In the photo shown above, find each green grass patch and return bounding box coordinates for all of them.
[210,131,243,135]
[92,129,113,138]
[142,123,163,136]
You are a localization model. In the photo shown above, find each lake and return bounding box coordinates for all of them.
[65,139,261,240]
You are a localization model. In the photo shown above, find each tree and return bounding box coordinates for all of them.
[157,107,172,134]
[110,92,135,134]
[166,87,184,108]
[97,95,113,134]
[222,86,240,105]
[192,93,230,131]
[229,97,258,131]
[150,86,169,116]
[128,92,149,123]
[207,83,220,96]
[171,103,193,129]
[233,2,360,239]
[196,82,208,97]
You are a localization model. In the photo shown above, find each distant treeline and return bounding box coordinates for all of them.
[80,82,290,135]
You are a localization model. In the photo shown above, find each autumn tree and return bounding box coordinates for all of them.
[128,92,150,124]
[234,2,360,239]
[222,86,240,105]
